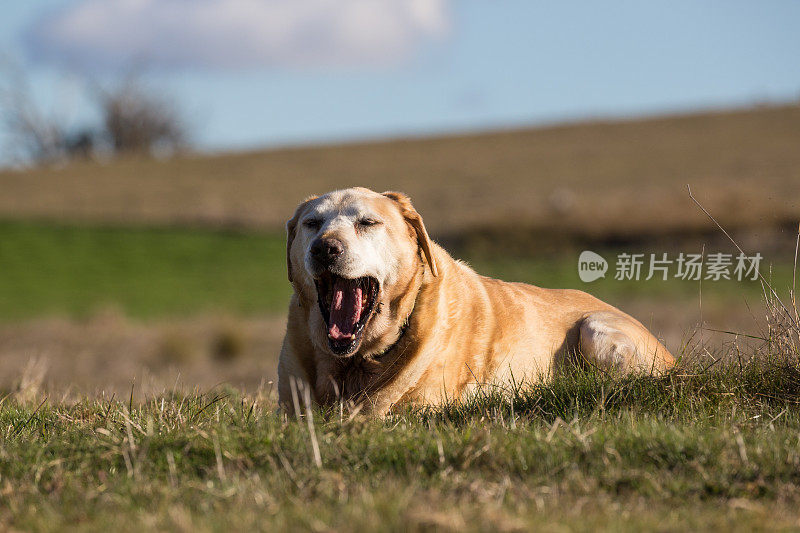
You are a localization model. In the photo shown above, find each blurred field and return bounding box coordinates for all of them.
[0,221,289,320]
[1,105,799,397]
[0,219,796,395]
[1,220,793,322]
[0,313,285,399]
[1,105,799,239]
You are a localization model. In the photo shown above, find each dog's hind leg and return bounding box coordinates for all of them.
[578,311,673,373]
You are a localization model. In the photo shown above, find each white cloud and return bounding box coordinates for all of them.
[25,0,450,70]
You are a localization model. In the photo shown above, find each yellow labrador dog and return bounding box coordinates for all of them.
[278,187,674,414]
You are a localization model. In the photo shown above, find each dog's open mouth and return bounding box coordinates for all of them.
[315,273,379,355]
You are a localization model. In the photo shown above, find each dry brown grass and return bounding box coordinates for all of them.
[2,105,799,238]
[0,296,771,399]
[0,311,285,399]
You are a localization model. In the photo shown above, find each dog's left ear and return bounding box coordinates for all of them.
[382,191,438,277]
[286,195,318,283]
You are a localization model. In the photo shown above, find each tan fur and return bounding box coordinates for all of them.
[278,187,674,415]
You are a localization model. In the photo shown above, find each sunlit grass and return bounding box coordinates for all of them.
[2,352,800,531]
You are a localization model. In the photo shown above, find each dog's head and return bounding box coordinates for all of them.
[286,187,437,357]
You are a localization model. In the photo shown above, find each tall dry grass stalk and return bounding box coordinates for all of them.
[761,224,800,362]
[689,187,800,365]
[14,356,48,404]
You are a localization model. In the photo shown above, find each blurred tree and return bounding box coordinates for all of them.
[97,80,187,156]
[0,60,69,164]
[1,58,189,166]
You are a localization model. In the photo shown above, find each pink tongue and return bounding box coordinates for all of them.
[328,278,363,341]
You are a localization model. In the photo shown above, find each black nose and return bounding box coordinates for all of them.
[310,238,344,264]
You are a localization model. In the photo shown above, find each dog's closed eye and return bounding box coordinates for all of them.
[358,218,381,227]
[303,218,322,230]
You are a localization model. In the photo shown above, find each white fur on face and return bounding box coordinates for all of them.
[290,188,421,357]
[298,190,408,289]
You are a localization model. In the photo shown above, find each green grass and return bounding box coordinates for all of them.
[468,252,795,304]
[0,221,291,320]
[3,358,800,531]
[0,220,792,321]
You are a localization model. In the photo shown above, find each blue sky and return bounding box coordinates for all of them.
[1,1,799,159]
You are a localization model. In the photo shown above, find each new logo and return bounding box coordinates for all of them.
[578,250,608,282]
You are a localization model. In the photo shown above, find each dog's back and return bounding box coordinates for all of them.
[377,244,674,409]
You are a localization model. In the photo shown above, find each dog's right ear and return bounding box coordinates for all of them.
[382,191,438,277]
[286,195,318,283]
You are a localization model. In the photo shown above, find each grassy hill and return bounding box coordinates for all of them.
[2,105,799,241]
[3,360,800,531]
